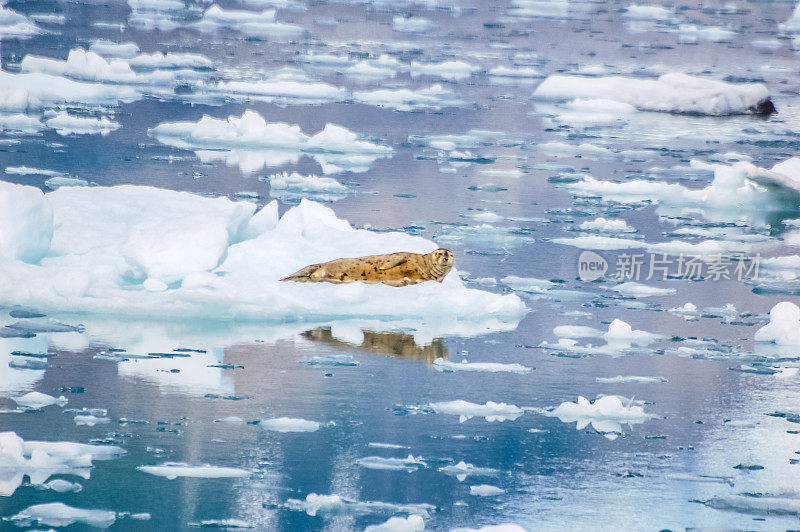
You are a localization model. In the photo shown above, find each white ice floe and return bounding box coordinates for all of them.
[357,455,426,472]
[623,4,677,22]
[259,417,320,432]
[194,5,303,37]
[12,391,67,409]
[561,159,800,227]
[409,60,479,81]
[533,73,771,115]
[6,502,117,528]
[669,302,700,320]
[285,493,436,518]
[0,185,525,337]
[0,70,139,112]
[43,479,83,493]
[0,5,41,39]
[89,40,141,59]
[45,176,90,189]
[578,217,635,234]
[547,395,657,437]
[45,112,120,136]
[354,84,465,112]
[151,109,392,174]
[393,16,435,33]
[704,494,800,517]
[488,65,543,80]
[429,400,523,423]
[213,69,345,106]
[596,375,667,384]
[137,462,251,479]
[501,276,555,294]
[5,166,62,176]
[755,302,800,345]
[554,319,660,347]
[438,461,499,482]
[0,113,44,134]
[432,358,531,374]
[268,171,348,202]
[365,514,425,532]
[469,484,505,496]
[677,24,736,43]
[609,282,676,298]
[128,52,213,69]
[0,431,125,496]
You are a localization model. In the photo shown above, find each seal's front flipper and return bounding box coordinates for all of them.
[378,256,408,270]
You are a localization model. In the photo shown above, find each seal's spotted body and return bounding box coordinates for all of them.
[281,249,454,287]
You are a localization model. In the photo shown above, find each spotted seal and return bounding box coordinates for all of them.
[280,249,454,287]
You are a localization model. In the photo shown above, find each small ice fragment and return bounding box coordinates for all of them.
[259,417,319,432]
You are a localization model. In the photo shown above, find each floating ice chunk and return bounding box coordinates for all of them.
[704,494,800,516]
[12,392,67,409]
[508,0,570,19]
[268,172,348,202]
[623,4,677,21]
[151,110,392,175]
[6,502,116,528]
[89,40,141,59]
[0,113,44,134]
[354,85,465,112]
[0,431,124,496]
[137,462,251,479]
[6,166,63,176]
[432,358,531,374]
[409,61,478,81]
[578,217,635,233]
[213,70,345,106]
[429,400,523,423]
[22,48,140,84]
[604,318,661,345]
[357,455,426,472]
[438,461,499,482]
[501,276,555,294]
[0,181,53,263]
[547,395,657,435]
[45,112,120,136]
[74,414,111,426]
[299,354,359,366]
[195,5,303,37]
[368,443,410,450]
[754,302,800,345]
[595,375,667,384]
[0,70,139,112]
[553,325,603,339]
[488,65,542,79]
[666,473,733,485]
[0,5,41,39]
[285,493,436,518]
[259,417,320,432]
[610,282,676,298]
[469,484,505,496]
[533,73,772,115]
[215,416,245,424]
[781,2,800,33]
[129,52,213,69]
[677,24,736,43]
[393,16,435,32]
[44,176,89,189]
[42,479,83,493]
[365,514,425,532]
[468,212,504,223]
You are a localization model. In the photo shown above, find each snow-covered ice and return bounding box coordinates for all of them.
[137,462,251,479]
[259,417,320,432]
[534,73,773,116]
[469,484,505,496]
[365,514,425,532]
[285,493,436,518]
[12,391,67,409]
[547,395,657,437]
[755,302,800,345]
[429,400,523,423]
[432,358,531,374]
[6,502,117,528]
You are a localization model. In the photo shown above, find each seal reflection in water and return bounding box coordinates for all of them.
[280,249,454,287]
[302,328,448,364]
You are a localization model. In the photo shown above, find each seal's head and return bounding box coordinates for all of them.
[427,248,454,281]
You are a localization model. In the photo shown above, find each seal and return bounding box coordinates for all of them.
[280,248,454,287]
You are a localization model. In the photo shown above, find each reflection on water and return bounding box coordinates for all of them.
[302,327,448,363]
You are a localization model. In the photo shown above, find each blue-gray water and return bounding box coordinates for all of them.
[3,0,800,530]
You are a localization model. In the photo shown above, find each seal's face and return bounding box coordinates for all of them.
[428,248,454,281]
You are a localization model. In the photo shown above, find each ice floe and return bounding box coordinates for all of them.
[6,502,118,528]
[452,524,526,532]
[354,85,466,112]
[429,400,523,423]
[194,5,304,38]
[534,73,773,116]
[0,431,125,496]
[259,417,320,432]
[755,302,800,345]
[432,358,531,374]
[393,16,435,33]
[45,112,120,136]
[357,455,426,472]
[267,172,348,202]
[285,493,436,518]
[0,5,41,39]
[409,60,479,81]
[546,395,657,438]
[151,109,392,174]
[212,69,345,106]
[0,70,139,112]
[89,40,141,59]
[438,461,500,482]
[137,462,251,479]
[595,375,667,384]
[12,391,67,409]
[469,484,505,496]
[577,217,636,234]
[365,514,425,532]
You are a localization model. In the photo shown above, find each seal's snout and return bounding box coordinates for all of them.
[752,99,777,115]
